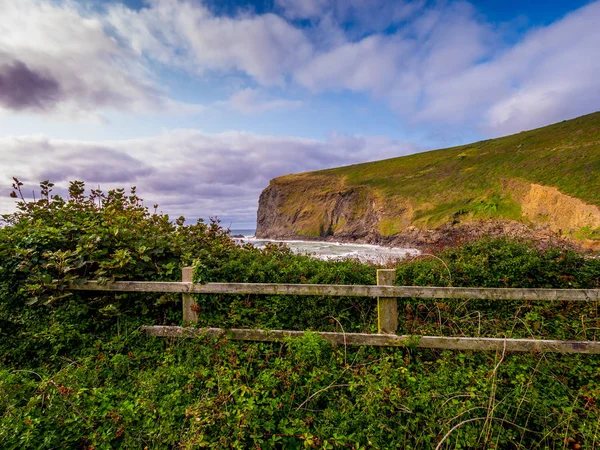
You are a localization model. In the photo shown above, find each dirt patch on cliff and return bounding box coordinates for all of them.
[520,183,600,232]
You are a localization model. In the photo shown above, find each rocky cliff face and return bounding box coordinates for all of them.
[256,182,377,239]
[256,174,410,241]
[520,184,600,232]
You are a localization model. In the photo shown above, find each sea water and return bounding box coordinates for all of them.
[230,230,419,263]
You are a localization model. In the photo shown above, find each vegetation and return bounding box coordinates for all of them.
[1,181,600,449]
[265,111,600,236]
[323,111,600,206]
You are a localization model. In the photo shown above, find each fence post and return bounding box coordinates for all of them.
[377,269,398,334]
[182,267,198,324]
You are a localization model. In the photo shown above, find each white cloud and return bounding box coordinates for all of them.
[0,0,202,119]
[385,1,600,135]
[295,34,411,94]
[294,1,498,120]
[106,0,313,85]
[0,131,420,226]
[2,0,598,137]
[292,0,600,134]
[481,2,600,134]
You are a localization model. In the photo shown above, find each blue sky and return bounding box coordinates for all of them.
[0,0,599,227]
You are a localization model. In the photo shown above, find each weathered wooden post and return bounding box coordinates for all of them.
[182,266,198,324]
[377,269,398,334]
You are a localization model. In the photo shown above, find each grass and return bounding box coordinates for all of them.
[322,112,600,204]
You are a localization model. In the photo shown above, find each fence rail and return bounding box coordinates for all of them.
[69,281,600,301]
[140,326,600,354]
[67,268,600,354]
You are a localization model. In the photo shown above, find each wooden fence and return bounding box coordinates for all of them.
[67,267,600,354]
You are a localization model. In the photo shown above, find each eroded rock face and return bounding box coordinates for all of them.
[520,184,600,232]
[256,183,287,238]
[256,177,384,239]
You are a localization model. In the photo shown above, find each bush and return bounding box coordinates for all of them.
[396,238,600,340]
[1,181,599,449]
[1,334,598,449]
[0,179,234,367]
[193,242,377,332]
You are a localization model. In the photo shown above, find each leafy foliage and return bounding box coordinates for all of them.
[1,181,599,449]
[1,334,599,449]
[193,243,377,332]
[0,179,234,366]
[396,238,600,340]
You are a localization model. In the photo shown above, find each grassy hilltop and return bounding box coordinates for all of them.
[257,112,600,246]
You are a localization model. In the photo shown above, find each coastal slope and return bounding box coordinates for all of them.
[256,112,600,249]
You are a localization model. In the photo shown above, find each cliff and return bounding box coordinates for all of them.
[256,112,600,250]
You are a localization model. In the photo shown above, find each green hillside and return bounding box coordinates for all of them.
[257,112,600,244]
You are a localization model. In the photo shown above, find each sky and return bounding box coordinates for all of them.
[0,0,599,228]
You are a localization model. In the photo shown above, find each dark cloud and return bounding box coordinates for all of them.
[147,178,247,199]
[0,61,61,111]
[37,147,155,183]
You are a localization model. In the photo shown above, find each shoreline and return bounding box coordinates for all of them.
[236,235,420,262]
[255,219,589,253]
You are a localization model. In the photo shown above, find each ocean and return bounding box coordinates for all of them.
[230,229,419,263]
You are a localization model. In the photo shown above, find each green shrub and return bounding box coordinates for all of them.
[395,238,600,340]
[1,181,599,449]
[0,179,234,367]
[193,242,377,332]
[1,334,598,449]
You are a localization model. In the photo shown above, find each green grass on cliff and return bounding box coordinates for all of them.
[321,112,600,202]
[275,112,600,231]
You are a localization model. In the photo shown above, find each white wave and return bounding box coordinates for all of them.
[233,236,419,263]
